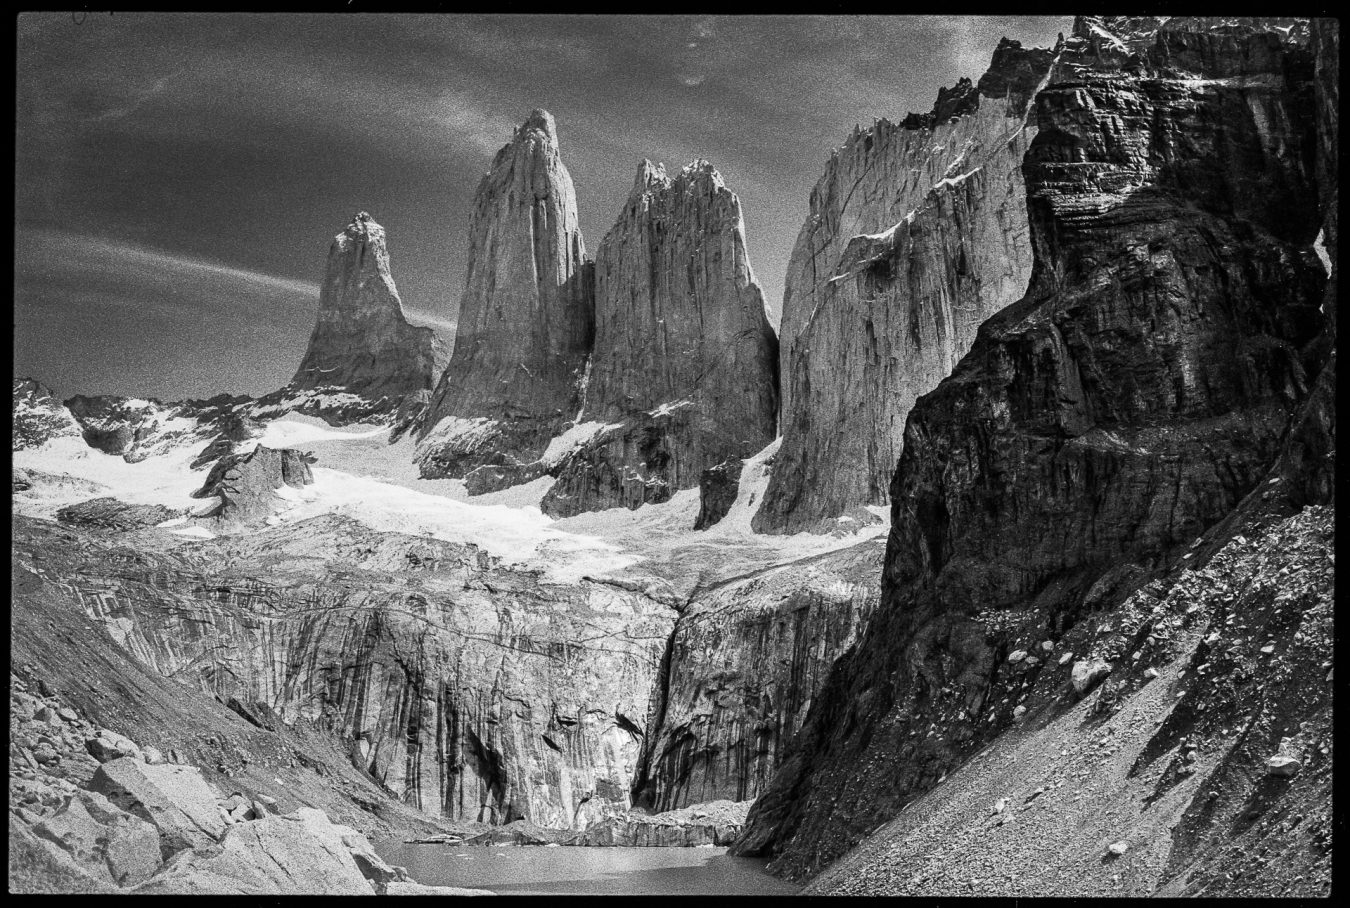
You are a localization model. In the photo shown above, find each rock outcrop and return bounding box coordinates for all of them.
[539,161,779,517]
[567,799,752,847]
[736,15,1329,883]
[56,499,183,532]
[693,459,742,530]
[262,211,447,430]
[417,110,595,483]
[632,540,884,812]
[12,379,83,450]
[62,395,211,463]
[190,445,315,527]
[12,380,257,474]
[753,37,1057,533]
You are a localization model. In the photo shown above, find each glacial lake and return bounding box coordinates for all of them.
[376,842,802,896]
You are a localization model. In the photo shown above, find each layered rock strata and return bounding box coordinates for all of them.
[417,110,594,482]
[56,499,183,532]
[261,211,447,430]
[736,15,1329,881]
[539,161,779,517]
[9,545,479,894]
[21,513,675,831]
[754,38,1057,533]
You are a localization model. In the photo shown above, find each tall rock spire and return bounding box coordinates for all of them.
[265,211,447,428]
[416,109,595,483]
[539,158,779,519]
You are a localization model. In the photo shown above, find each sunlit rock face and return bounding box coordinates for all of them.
[753,38,1056,534]
[540,160,779,518]
[417,110,595,484]
[737,15,1329,881]
[279,214,448,423]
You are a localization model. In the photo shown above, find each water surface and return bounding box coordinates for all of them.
[376,842,801,896]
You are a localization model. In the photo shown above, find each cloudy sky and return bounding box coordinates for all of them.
[15,13,1070,400]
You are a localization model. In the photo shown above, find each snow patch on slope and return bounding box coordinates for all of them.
[267,466,632,583]
[540,421,621,468]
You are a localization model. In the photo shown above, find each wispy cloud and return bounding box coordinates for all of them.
[19,227,318,302]
[91,72,178,122]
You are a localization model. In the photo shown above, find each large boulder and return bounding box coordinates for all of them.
[89,758,227,855]
[134,809,374,895]
[8,810,113,894]
[32,790,161,887]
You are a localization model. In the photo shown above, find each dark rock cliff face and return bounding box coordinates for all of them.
[265,212,447,428]
[539,161,779,518]
[754,39,1057,534]
[632,540,884,813]
[24,514,675,831]
[736,16,1329,881]
[417,110,595,483]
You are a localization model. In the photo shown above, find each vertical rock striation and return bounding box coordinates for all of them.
[540,161,779,518]
[736,16,1328,879]
[631,540,884,812]
[25,514,675,831]
[417,110,595,484]
[268,212,447,428]
[754,39,1057,534]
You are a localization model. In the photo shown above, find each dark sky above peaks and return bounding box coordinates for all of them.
[15,13,1071,400]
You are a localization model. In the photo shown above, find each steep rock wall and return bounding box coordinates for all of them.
[736,16,1327,879]
[417,110,595,483]
[754,38,1056,534]
[33,514,675,831]
[632,540,884,812]
[539,161,778,518]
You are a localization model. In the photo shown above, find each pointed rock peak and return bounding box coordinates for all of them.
[343,210,382,236]
[335,211,386,250]
[633,159,670,194]
[514,108,558,148]
[675,159,726,193]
